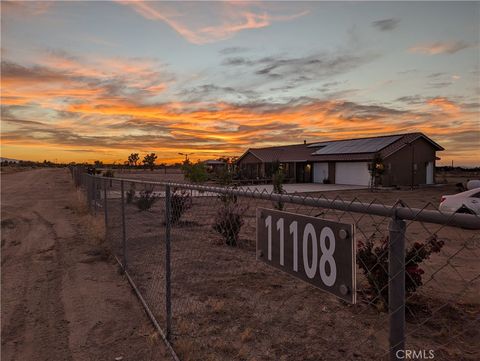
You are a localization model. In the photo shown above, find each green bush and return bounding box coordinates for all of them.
[182,161,209,183]
[272,168,285,210]
[215,168,238,205]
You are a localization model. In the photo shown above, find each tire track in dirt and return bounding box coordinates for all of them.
[2,207,72,360]
[1,210,72,361]
[1,169,167,361]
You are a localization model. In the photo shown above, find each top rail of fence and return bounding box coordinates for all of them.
[86,173,480,230]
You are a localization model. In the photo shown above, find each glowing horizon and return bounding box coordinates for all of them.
[1,1,479,166]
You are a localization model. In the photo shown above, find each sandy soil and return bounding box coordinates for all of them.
[0,166,35,175]
[1,169,169,361]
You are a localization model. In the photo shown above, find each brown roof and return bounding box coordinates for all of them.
[237,133,443,163]
[310,132,444,162]
[203,159,226,165]
[240,143,320,163]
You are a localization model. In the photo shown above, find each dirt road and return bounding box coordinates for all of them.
[1,168,167,361]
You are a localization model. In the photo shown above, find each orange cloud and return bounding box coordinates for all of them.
[426,97,460,112]
[2,57,478,165]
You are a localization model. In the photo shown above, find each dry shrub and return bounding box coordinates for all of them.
[136,190,157,211]
[211,299,226,313]
[236,345,250,360]
[126,183,136,204]
[240,327,253,343]
[175,338,199,361]
[211,338,236,357]
[170,188,192,224]
[69,189,108,256]
[86,216,107,246]
[213,203,246,246]
[72,189,89,214]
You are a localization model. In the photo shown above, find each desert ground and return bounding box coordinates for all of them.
[1,168,169,361]
[98,170,479,361]
[2,167,478,361]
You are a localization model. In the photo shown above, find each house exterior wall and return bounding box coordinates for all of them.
[313,162,329,183]
[239,152,262,164]
[328,162,336,184]
[382,138,437,187]
[237,152,263,178]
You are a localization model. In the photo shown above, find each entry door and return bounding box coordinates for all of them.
[295,163,312,183]
[426,161,434,184]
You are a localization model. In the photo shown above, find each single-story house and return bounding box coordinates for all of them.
[235,133,444,187]
[203,159,227,173]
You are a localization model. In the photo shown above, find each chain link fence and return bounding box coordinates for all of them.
[71,167,480,361]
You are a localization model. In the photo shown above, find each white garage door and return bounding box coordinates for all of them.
[335,162,371,186]
[313,162,328,183]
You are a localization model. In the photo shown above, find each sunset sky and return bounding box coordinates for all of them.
[1,1,479,165]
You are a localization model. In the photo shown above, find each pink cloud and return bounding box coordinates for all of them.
[408,40,474,55]
[2,1,54,16]
[117,1,308,44]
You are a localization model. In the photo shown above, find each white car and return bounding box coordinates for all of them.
[439,188,480,215]
[466,179,480,190]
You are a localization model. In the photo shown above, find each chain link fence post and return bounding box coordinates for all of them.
[121,180,127,271]
[165,184,172,342]
[103,178,108,241]
[87,175,92,211]
[389,215,406,361]
[93,176,97,216]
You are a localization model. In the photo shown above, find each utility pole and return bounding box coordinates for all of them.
[410,142,414,191]
[178,152,194,162]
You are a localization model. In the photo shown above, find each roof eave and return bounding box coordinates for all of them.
[235,149,264,163]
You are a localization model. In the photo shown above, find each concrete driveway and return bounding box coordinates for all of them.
[238,183,367,194]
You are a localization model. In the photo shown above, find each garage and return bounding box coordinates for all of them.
[335,162,371,186]
[313,162,328,183]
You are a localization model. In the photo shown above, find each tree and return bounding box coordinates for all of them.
[272,165,286,210]
[142,153,157,171]
[94,160,103,168]
[128,153,140,167]
[182,160,209,183]
[369,153,385,190]
[216,156,239,172]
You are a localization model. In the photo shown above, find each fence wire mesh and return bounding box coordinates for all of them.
[71,167,480,361]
